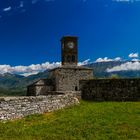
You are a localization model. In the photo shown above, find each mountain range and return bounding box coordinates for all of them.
[0,60,140,96]
[87,60,140,78]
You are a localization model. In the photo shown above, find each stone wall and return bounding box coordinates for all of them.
[50,66,93,91]
[27,79,55,96]
[27,66,93,96]
[0,94,79,121]
[80,79,140,101]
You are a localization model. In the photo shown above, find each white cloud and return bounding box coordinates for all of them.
[3,7,11,12]
[129,53,139,58]
[107,61,140,72]
[20,1,24,8]
[45,0,55,2]
[112,0,139,3]
[21,72,39,77]
[95,57,121,63]
[78,59,91,66]
[132,58,140,62]
[32,0,38,4]
[32,0,55,4]
[0,62,61,76]
[0,60,91,76]
[114,57,122,61]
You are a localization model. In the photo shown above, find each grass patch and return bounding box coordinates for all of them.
[0,101,140,140]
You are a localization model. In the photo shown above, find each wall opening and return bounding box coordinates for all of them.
[67,55,71,62]
[72,55,75,62]
[75,86,78,91]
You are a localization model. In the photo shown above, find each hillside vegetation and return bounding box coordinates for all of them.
[0,101,140,140]
[0,71,49,96]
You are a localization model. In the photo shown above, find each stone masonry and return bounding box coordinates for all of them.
[27,79,55,96]
[49,66,93,91]
[0,94,79,121]
[80,79,140,101]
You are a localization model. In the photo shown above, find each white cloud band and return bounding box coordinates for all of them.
[0,62,61,76]
[0,59,90,76]
[95,57,121,63]
[107,61,140,72]
[128,53,139,58]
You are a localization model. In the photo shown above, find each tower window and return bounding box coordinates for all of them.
[67,55,71,62]
[72,55,75,62]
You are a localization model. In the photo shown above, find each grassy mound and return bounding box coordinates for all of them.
[0,101,140,140]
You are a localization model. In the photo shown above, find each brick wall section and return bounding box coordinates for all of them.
[80,79,140,101]
[0,94,79,121]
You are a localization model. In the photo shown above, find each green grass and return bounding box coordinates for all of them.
[0,101,140,140]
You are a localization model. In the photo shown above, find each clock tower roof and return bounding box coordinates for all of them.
[61,36,78,42]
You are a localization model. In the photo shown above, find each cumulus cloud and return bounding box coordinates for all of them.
[95,57,121,63]
[107,61,140,72]
[32,0,55,4]
[0,60,91,76]
[45,0,55,2]
[3,7,12,12]
[113,0,139,2]
[32,0,39,4]
[78,59,91,66]
[129,53,139,58]
[132,58,140,62]
[0,62,61,76]
[20,1,24,8]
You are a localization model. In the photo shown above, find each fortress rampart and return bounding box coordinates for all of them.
[80,79,140,101]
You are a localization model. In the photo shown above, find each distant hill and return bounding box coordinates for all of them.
[0,60,140,96]
[86,61,125,77]
[86,60,140,78]
[0,71,49,96]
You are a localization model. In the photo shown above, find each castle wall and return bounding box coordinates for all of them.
[80,79,140,101]
[0,94,79,121]
[27,79,55,96]
[27,85,54,96]
[27,86,36,96]
[51,67,93,91]
[35,85,54,95]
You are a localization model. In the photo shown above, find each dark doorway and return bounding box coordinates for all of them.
[75,86,78,91]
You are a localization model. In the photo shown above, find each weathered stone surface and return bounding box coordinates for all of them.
[0,94,79,121]
[27,79,55,96]
[80,79,140,101]
[49,66,93,91]
[27,66,93,96]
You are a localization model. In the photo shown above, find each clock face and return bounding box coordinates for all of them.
[67,42,74,49]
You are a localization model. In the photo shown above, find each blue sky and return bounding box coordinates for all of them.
[0,0,140,75]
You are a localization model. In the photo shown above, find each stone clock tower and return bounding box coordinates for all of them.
[27,36,93,96]
[61,36,78,66]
